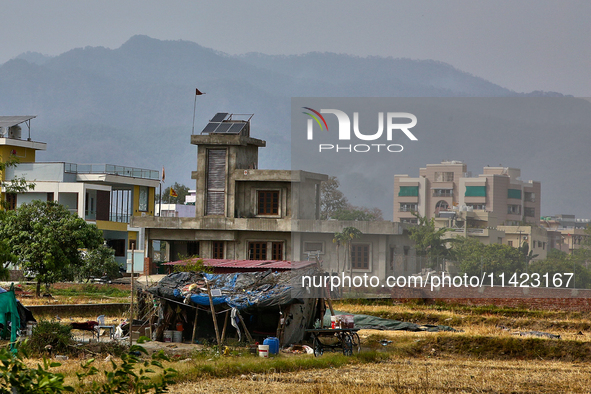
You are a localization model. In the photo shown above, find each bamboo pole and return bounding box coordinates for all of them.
[236,311,253,343]
[206,280,221,345]
[191,309,199,344]
[220,310,230,346]
[129,244,135,347]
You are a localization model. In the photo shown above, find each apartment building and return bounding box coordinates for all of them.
[394,161,541,226]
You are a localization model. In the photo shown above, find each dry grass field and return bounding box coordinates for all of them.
[14,289,591,393]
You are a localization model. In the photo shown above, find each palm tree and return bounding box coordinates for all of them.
[342,227,363,273]
[332,232,347,273]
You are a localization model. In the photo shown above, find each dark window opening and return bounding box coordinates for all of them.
[107,239,126,257]
[5,194,16,210]
[187,241,199,256]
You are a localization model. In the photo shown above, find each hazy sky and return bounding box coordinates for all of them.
[3,0,590,96]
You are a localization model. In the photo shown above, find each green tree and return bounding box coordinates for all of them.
[320,176,348,219]
[0,201,104,296]
[451,237,524,282]
[332,206,384,221]
[408,213,451,269]
[0,156,35,210]
[332,231,348,273]
[157,182,190,204]
[342,227,363,272]
[529,248,591,289]
[77,245,121,282]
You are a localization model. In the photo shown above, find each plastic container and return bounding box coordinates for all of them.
[343,314,355,329]
[172,330,183,343]
[176,322,183,331]
[163,330,174,343]
[263,337,279,355]
[258,344,269,358]
[330,316,338,329]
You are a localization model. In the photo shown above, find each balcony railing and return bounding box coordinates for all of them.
[65,163,159,180]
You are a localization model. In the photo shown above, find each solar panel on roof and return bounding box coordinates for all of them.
[211,113,229,122]
[228,122,246,134]
[212,123,233,134]
[201,122,220,134]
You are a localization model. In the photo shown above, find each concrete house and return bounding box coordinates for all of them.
[0,116,160,268]
[132,113,416,279]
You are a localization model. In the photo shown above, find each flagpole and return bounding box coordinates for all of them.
[192,88,205,135]
[191,93,197,135]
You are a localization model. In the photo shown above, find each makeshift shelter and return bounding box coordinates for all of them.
[0,289,22,343]
[0,287,35,331]
[145,267,323,347]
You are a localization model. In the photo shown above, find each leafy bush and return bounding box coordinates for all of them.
[0,342,176,394]
[76,345,177,394]
[24,321,73,356]
[0,341,73,393]
[173,255,212,273]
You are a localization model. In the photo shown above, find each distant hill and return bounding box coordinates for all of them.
[2,35,583,218]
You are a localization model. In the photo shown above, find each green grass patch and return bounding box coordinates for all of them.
[175,350,389,382]
[50,284,129,298]
[409,335,591,361]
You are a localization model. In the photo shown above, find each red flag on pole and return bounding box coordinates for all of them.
[196,88,205,95]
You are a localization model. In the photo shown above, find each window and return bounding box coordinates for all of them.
[467,203,486,210]
[187,241,199,256]
[212,241,224,259]
[507,205,521,215]
[399,203,418,212]
[272,242,283,260]
[304,242,324,253]
[5,194,16,210]
[435,200,449,211]
[248,242,267,260]
[111,189,132,223]
[257,191,279,215]
[524,207,535,217]
[107,239,126,257]
[138,186,148,212]
[351,244,370,270]
[432,189,453,197]
[47,192,54,202]
[524,192,535,202]
[508,240,513,247]
[434,172,454,182]
[508,189,522,199]
[398,186,418,196]
[465,186,486,197]
[400,218,418,224]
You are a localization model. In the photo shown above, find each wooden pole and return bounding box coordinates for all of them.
[129,244,135,347]
[191,309,199,344]
[220,310,230,346]
[236,311,253,343]
[206,280,221,345]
